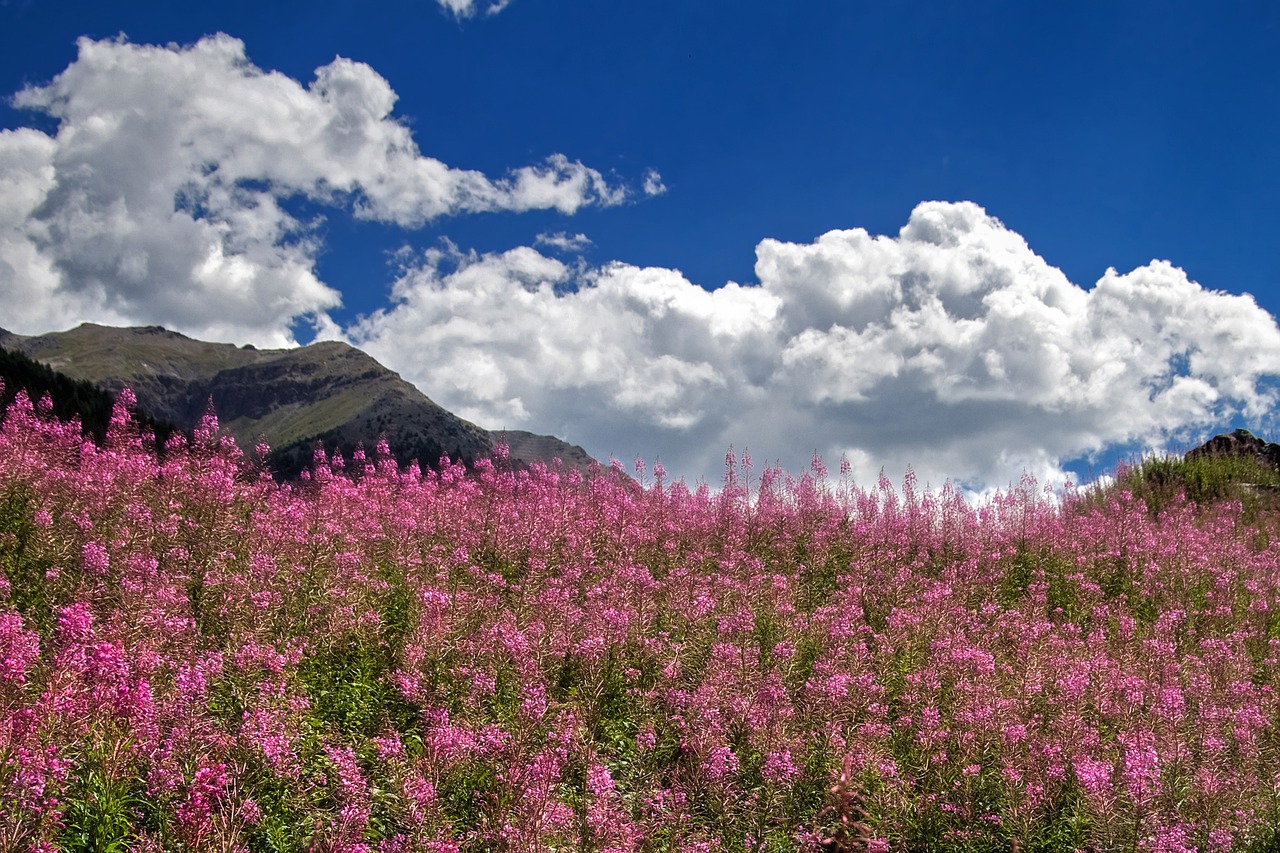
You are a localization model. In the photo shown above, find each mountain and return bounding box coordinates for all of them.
[0,323,596,475]
[0,343,181,445]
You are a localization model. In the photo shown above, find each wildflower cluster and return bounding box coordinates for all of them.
[2,384,1280,851]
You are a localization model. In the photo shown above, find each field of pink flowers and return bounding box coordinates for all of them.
[3,385,1280,852]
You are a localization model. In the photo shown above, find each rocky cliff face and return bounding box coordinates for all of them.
[0,324,596,475]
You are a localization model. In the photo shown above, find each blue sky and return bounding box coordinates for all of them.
[2,0,1280,491]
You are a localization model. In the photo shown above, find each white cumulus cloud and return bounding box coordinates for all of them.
[350,243,780,441]
[350,201,1280,491]
[0,34,626,345]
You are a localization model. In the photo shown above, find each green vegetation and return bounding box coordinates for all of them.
[1110,448,1280,520]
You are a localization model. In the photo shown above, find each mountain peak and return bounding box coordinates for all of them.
[3,323,596,475]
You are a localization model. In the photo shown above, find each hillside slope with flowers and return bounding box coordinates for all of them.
[3,385,1280,851]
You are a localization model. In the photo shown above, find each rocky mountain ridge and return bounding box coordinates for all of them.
[0,323,596,475]
[1185,428,1280,469]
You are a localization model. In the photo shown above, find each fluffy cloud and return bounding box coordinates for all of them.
[642,168,667,197]
[436,0,514,18]
[535,231,594,253]
[353,243,778,434]
[351,202,1280,491]
[0,34,625,345]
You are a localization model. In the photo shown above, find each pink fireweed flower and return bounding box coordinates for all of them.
[1207,828,1234,852]
[405,772,437,810]
[520,683,549,722]
[0,610,40,689]
[1002,723,1027,748]
[324,742,372,832]
[700,744,739,784]
[12,384,1280,847]
[1120,731,1161,803]
[637,725,657,752]
[1149,823,1198,853]
[762,750,800,784]
[81,540,111,576]
[55,601,95,644]
[810,451,828,479]
[174,762,230,838]
[716,608,754,637]
[587,762,616,798]
[372,731,406,761]
[1073,755,1113,798]
[241,707,301,778]
[1155,685,1186,721]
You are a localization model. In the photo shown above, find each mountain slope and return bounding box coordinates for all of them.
[0,342,180,444]
[0,324,595,474]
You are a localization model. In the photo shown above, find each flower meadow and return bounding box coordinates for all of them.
[3,388,1280,852]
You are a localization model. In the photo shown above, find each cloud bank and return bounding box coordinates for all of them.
[0,34,626,346]
[349,202,1280,490]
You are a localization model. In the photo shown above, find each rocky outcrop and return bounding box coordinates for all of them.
[1185,428,1280,469]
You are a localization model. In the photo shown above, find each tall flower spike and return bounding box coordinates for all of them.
[193,397,220,448]
[810,450,828,480]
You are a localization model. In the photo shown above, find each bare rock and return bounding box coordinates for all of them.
[1185,428,1280,470]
